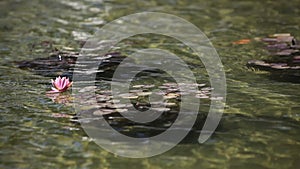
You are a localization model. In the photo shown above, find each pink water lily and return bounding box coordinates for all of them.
[48,76,73,93]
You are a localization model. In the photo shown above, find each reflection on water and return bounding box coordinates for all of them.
[0,0,299,168]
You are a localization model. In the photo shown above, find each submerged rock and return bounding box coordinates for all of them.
[247,33,300,82]
[16,50,126,79]
[17,50,77,78]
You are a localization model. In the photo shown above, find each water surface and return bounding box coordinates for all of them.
[0,0,299,168]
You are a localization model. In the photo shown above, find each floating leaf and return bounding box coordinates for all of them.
[151,107,171,112]
[143,84,155,88]
[232,39,251,45]
[266,43,288,49]
[93,109,116,116]
[276,36,294,43]
[164,93,180,99]
[119,93,139,99]
[210,97,224,101]
[293,56,300,63]
[162,102,177,107]
[50,113,73,118]
[195,94,209,99]
[113,104,130,108]
[137,92,152,96]
[271,33,291,37]
[116,108,128,113]
[132,85,144,88]
[276,49,299,56]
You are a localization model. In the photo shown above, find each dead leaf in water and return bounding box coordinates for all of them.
[232,39,251,45]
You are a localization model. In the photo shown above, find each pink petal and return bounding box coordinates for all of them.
[67,81,73,88]
[56,77,65,89]
[63,77,68,88]
[51,79,59,90]
[47,88,60,93]
[62,77,67,88]
[57,77,63,88]
[51,87,58,91]
[54,82,61,90]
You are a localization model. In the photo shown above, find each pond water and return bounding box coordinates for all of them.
[0,0,300,168]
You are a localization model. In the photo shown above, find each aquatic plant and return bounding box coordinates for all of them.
[48,76,72,93]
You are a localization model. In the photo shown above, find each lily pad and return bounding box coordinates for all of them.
[93,109,116,116]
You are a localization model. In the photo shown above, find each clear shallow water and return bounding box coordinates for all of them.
[0,0,300,168]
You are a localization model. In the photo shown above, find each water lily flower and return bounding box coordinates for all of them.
[48,76,72,93]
